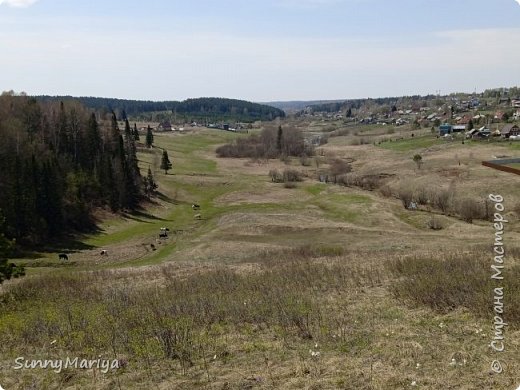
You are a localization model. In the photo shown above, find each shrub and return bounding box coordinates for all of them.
[426,215,443,230]
[414,186,429,205]
[283,169,303,182]
[398,185,414,209]
[433,188,453,214]
[269,169,284,183]
[455,198,484,223]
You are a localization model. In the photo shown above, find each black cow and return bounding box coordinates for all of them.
[58,253,68,261]
[192,204,200,210]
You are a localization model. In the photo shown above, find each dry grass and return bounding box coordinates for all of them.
[2,123,520,389]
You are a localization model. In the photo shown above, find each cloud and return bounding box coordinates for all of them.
[0,0,38,8]
[515,0,520,5]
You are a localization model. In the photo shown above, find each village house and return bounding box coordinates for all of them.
[500,124,520,138]
[157,121,173,131]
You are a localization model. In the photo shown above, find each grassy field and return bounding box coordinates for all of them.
[1,123,520,389]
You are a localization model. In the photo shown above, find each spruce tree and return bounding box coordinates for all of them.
[0,211,24,284]
[146,126,154,148]
[160,150,172,174]
[277,125,283,153]
[143,167,158,198]
[133,123,140,141]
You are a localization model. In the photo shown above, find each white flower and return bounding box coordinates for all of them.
[213,354,217,360]
[411,380,417,386]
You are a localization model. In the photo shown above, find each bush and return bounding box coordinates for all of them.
[398,185,414,209]
[426,215,443,230]
[283,169,303,182]
[269,169,284,183]
[414,186,429,205]
[433,188,453,214]
[455,198,484,223]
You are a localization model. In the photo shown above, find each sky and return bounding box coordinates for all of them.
[0,0,519,102]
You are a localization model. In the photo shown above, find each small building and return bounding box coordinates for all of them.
[157,121,173,131]
[501,124,520,138]
[439,123,452,136]
[452,125,466,133]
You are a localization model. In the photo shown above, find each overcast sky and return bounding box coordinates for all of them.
[1,0,519,102]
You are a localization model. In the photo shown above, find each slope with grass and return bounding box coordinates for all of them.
[1,125,520,390]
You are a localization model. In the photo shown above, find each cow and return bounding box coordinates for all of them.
[194,213,202,220]
[160,227,170,232]
[150,243,156,251]
[159,232,168,238]
[192,204,200,210]
[58,253,68,261]
[100,250,108,256]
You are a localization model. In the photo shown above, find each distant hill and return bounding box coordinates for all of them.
[34,96,285,122]
[263,100,346,113]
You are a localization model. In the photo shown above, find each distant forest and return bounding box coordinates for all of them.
[34,96,285,122]
[0,94,143,247]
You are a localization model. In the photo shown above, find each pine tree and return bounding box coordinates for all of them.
[133,123,140,141]
[146,126,154,148]
[160,150,172,174]
[0,211,24,284]
[143,167,158,198]
[277,125,283,153]
[86,113,101,168]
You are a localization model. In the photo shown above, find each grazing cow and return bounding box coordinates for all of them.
[159,232,168,238]
[100,250,108,256]
[58,253,68,261]
[194,213,202,220]
[192,204,200,210]
[150,243,156,251]
[160,227,170,232]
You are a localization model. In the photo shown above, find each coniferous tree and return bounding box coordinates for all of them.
[160,150,172,174]
[143,167,158,198]
[277,125,283,153]
[146,125,154,148]
[0,211,24,284]
[133,123,140,141]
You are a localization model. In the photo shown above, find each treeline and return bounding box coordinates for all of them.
[0,95,142,245]
[304,95,438,113]
[216,126,312,159]
[34,96,285,122]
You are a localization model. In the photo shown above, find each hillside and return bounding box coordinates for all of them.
[1,116,519,389]
[34,96,285,122]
